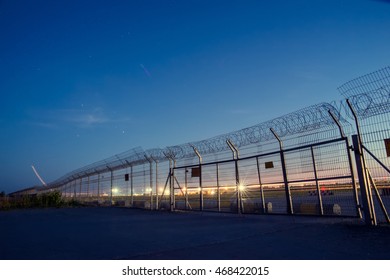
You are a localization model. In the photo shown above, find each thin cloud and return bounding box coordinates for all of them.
[28,107,132,129]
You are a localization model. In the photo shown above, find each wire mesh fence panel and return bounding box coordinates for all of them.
[284,148,315,182]
[212,162,238,213]
[201,164,219,212]
[173,168,187,210]
[255,153,287,214]
[37,66,390,223]
[319,179,358,216]
[238,158,263,214]
[315,142,352,179]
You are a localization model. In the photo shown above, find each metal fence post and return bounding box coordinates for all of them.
[347,100,377,222]
[227,139,242,214]
[191,145,203,211]
[169,159,176,212]
[130,165,134,207]
[310,146,323,215]
[169,166,173,211]
[79,177,82,198]
[97,173,100,198]
[270,128,293,214]
[185,167,188,210]
[256,156,266,214]
[216,163,221,212]
[328,109,362,218]
[110,169,113,206]
[352,135,376,226]
[73,178,76,198]
[151,157,159,210]
[145,156,153,210]
[87,176,90,198]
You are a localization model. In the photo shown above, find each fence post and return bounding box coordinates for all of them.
[87,176,90,198]
[328,109,362,218]
[191,145,203,211]
[109,168,113,206]
[347,100,377,223]
[97,172,100,199]
[185,167,188,210]
[310,146,323,215]
[227,139,242,214]
[73,178,76,198]
[79,177,82,198]
[352,135,376,226]
[216,163,221,212]
[270,128,293,214]
[169,158,176,212]
[256,156,266,214]
[144,155,153,210]
[150,157,159,210]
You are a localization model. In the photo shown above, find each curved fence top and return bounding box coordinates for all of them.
[338,66,390,119]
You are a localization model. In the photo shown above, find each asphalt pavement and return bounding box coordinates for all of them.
[0,207,389,260]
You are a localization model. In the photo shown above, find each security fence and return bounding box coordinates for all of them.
[39,66,390,225]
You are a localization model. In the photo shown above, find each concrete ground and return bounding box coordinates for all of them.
[0,207,389,260]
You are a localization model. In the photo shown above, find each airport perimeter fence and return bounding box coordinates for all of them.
[39,66,390,225]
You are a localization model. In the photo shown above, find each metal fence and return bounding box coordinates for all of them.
[38,66,390,225]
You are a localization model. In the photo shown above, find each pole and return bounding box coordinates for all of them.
[151,157,159,210]
[145,156,153,210]
[352,135,376,226]
[256,156,266,213]
[191,145,203,211]
[227,139,242,214]
[130,165,134,207]
[328,109,362,218]
[311,146,323,215]
[87,176,90,198]
[110,169,113,206]
[270,128,293,214]
[217,163,221,212]
[185,167,188,210]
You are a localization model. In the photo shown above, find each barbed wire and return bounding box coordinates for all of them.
[47,102,344,187]
[165,102,344,159]
[47,66,390,189]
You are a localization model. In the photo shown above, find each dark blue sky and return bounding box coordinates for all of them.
[1,0,389,193]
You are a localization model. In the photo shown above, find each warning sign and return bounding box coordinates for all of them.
[385,139,390,157]
[191,167,200,177]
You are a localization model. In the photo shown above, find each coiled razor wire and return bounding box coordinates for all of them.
[48,66,390,188]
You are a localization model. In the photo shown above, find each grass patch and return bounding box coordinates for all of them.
[0,191,83,210]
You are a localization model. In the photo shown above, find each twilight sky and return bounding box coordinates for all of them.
[1,0,389,193]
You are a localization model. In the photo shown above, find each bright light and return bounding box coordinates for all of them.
[210,190,215,195]
[238,184,246,191]
[112,188,119,194]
